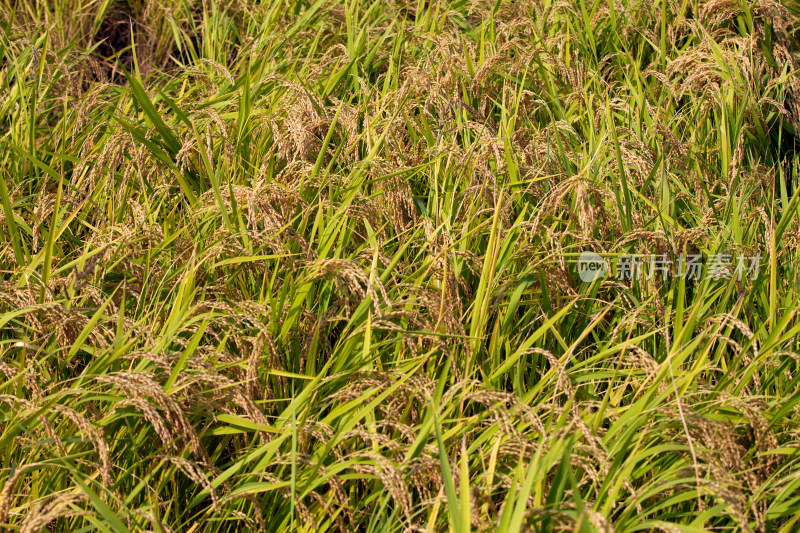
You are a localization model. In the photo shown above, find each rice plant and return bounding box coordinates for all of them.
[1,0,800,531]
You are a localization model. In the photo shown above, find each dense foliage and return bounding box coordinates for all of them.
[2,0,800,530]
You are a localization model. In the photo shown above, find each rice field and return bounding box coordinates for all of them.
[2,0,800,531]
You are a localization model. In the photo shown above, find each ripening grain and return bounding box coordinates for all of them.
[1,0,800,531]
